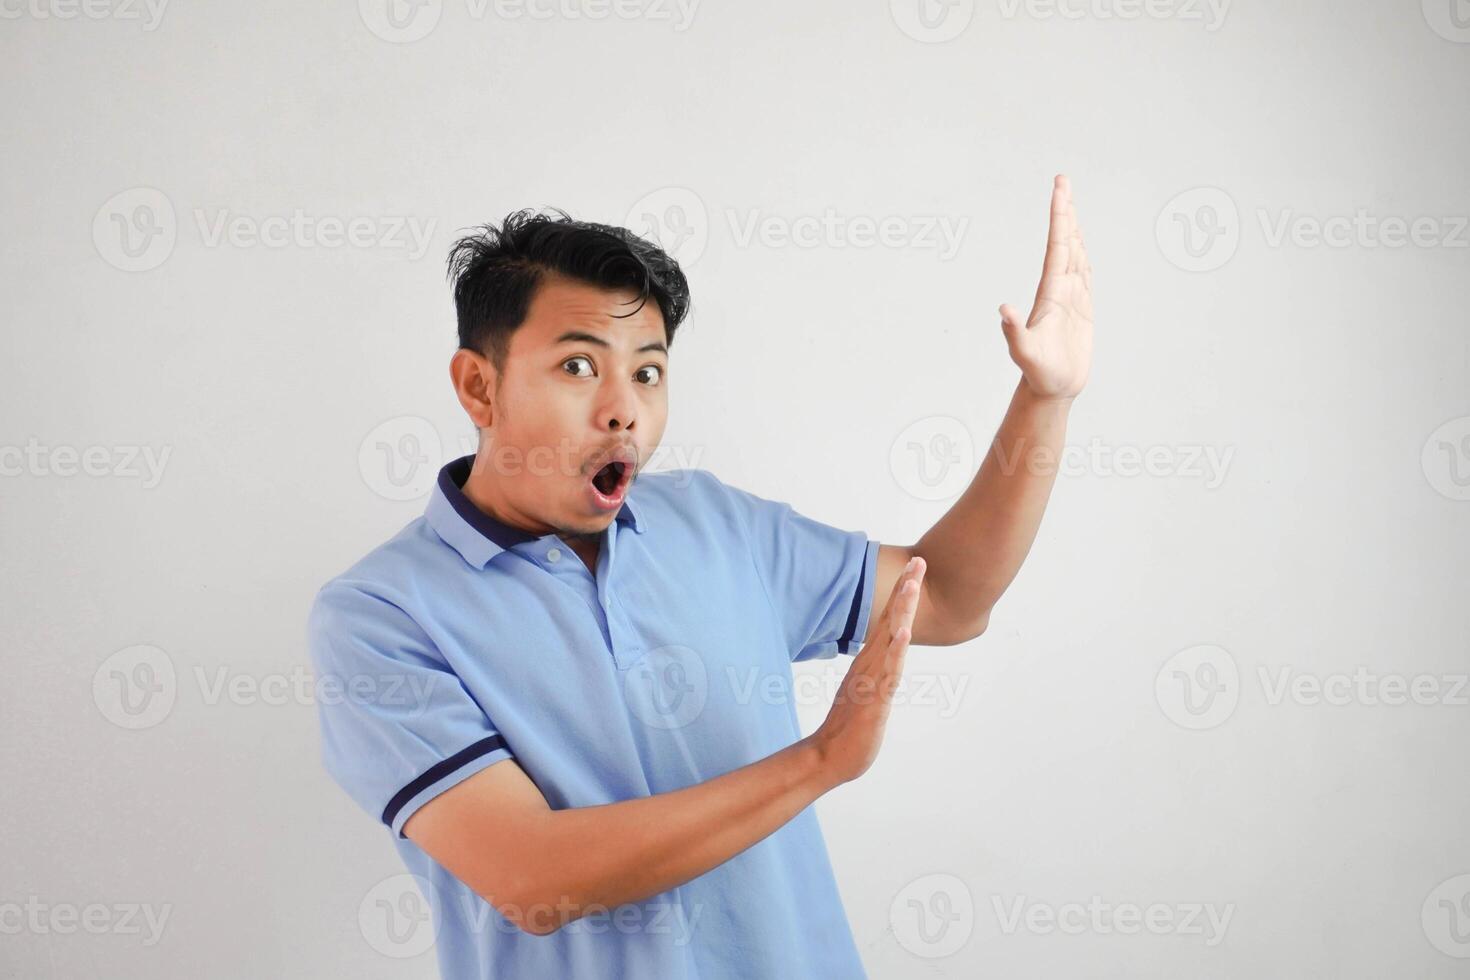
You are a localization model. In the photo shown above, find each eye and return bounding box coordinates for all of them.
[635,364,663,386]
[563,355,595,378]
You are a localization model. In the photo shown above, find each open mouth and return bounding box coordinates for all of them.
[591,460,629,499]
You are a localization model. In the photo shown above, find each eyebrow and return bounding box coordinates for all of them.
[554,331,667,355]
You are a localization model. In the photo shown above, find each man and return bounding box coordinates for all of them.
[307,177,1092,978]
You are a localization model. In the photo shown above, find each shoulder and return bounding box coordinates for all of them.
[307,517,447,636]
[631,466,772,530]
[632,465,720,501]
[633,468,811,566]
[635,465,784,506]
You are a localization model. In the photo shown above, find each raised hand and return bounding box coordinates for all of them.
[807,556,926,786]
[999,175,1094,401]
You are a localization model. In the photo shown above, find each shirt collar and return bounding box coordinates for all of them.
[425,453,644,570]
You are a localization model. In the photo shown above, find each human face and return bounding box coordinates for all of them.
[452,274,670,537]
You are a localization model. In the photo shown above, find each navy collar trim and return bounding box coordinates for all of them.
[438,455,542,551]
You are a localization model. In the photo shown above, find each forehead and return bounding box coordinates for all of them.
[514,274,667,350]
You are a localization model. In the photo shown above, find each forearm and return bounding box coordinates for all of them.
[915,378,1073,632]
[509,736,835,930]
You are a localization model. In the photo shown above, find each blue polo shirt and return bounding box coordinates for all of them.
[306,454,881,979]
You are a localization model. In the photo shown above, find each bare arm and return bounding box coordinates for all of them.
[872,382,1073,646]
[404,557,928,935]
[870,175,1094,647]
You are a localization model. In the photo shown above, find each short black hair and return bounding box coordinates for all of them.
[446,208,692,373]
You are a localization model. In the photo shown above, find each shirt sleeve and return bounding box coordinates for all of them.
[706,471,881,663]
[306,581,515,839]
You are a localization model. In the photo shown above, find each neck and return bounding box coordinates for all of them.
[460,454,603,571]
[459,456,551,537]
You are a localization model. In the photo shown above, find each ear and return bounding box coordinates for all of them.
[450,348,498,429]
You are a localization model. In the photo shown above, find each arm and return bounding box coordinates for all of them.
[870,175,1094,647]
[405,739,828,936]
[404,557,928,936]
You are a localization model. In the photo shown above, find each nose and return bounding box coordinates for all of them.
[597,375,638,433]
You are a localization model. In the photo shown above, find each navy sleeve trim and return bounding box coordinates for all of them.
[381,734,509,832]
[836,542,871,654]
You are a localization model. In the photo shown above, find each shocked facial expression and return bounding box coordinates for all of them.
[457,274,670,538]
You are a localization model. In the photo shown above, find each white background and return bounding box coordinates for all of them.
[3,0,1468,976]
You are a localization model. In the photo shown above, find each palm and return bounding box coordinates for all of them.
[999,175,1094,400]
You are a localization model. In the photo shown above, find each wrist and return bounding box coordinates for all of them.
[794,733,843,795]
[1016,376,1078,411]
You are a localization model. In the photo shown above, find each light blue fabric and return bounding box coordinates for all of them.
[306,454,880,979]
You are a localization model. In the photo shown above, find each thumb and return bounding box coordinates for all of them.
[999,303,1028,351]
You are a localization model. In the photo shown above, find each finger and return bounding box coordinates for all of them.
[1042,175,1073,281]
[1071,217,1091,288]
[853,556,924,670]
[1059,177,1082,276]
[867,568,920,704]
[882,560,923,647]
[887,579,919,643]
[888,559,925,641]
[878,557,919,627]
[880,623,915,702]
[884,626,913,693]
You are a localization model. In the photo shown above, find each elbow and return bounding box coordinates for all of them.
[501,897,554,936]
[939,608,990,646]
[919,570,990,646]
[493,896,563,937]
[487,883,588,937]
[513,911,565,938]
[479,821,592,936]
[970,609,991,641]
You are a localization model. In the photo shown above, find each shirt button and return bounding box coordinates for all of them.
[546,548,561,563]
